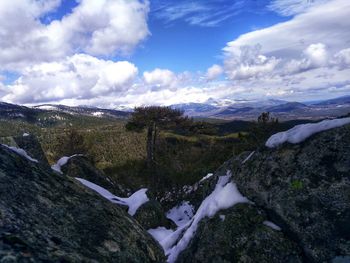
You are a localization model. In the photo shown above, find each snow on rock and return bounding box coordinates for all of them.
[263,221,281,231]
[51,154,83,174]
[1,144,38,163]
[199,173,214,183]
[166,201,194,227]
[75,178,149,216]
[148,227,175,244]
[92,111,104,117]
[242,151,255,164]
[153,171,249,263]
[23,133,30,137]
[266,117,350,148]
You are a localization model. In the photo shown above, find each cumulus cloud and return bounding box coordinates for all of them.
[284,43,329,74]
[224,45,280,80]
[0,0,150,71]
[206,65,223,80]
[2,54,138,104]
[143,68,178,90]
[224,0,350,59]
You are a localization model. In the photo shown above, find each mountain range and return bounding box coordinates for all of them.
[0,95,350,122]
[171,95,350,120]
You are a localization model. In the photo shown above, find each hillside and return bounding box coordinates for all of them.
[1,118,349,262]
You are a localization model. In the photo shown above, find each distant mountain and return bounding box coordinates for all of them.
[0,102,130,127]
[171,103,220,116]
[33,104,130,119]
[171,96,350,120]
[266,102,309,113]
[313,95,350,106]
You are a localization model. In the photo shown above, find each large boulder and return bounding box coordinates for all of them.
[61,155,125,196]
[0,145,165,262]
[134,200,176,230]
[230,124,350,262]
[177,204,303,263]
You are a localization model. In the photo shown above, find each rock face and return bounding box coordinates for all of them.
[0,145,165,262]
[134,200,176,230]
[179,124,350,263]
[177,204,303,263]
[61,155,125,196]
[232,124,350,262]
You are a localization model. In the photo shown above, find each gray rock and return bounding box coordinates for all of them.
[0,145,166,262]
[134,200,176,230]
[177,204,303,263]
[230,124,350,262]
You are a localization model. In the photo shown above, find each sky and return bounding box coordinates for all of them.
[0,0,349,109]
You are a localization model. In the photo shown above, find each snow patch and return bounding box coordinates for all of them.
[23,133,30,137]
[219,214,226,221]
[263,221,281,231]
[266,117,350,148]
[242,151,255,164]
[92,111,104,117]
[51,154,83,174]
[1,144,38,163]
[153,171,249,263]
[148,227,175,244]
[199,173,214,183]
[75,178,149,216]
[166,201,194,227]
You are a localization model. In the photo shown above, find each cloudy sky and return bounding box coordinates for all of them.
[0,0,349,108]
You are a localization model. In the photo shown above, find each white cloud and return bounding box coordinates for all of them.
[224,0,350,59]
[2,54,138,104]
[0,0,150,71]
[269,0,331,16]
[333,48,350,69]
[206,64,223,80]
[284,43,329,74]
[224,45,280,80]
[143,68,178,90]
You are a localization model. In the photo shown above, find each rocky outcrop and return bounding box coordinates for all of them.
[61,155,125,196]
[178,124,350,262]
[177,204,303,263]
[0,134,50,169]
[134,200,176,230]
[0,145,165,262]
[232,124,350,262]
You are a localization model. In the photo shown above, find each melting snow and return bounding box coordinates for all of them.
[266,117,350,148]
[199,173,214,183]
[242,151,255,164]
[51,154,83,174]
[148,227,175,244]
[75,178,149,216]
[1,144,38,163]
[263,221,281,231]
[166,201,194,227]
[150,171,249,263]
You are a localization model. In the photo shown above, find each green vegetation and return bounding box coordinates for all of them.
[291,180,304,190]
[0,110,313,194]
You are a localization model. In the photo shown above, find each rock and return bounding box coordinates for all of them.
[0,134,50,169]
[134,200,176,230]
[0,145,166,262]
[177,204,303,263]
[230,124,350,262]
[61,155,126,196]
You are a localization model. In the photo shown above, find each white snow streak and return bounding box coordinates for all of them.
[51,154,83,174]
[75,178,149,216]
[266,117,350,148]
[150,171,248,263]
[1,144,38,163]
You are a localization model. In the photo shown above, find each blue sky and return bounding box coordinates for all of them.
[0,0,349,108]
